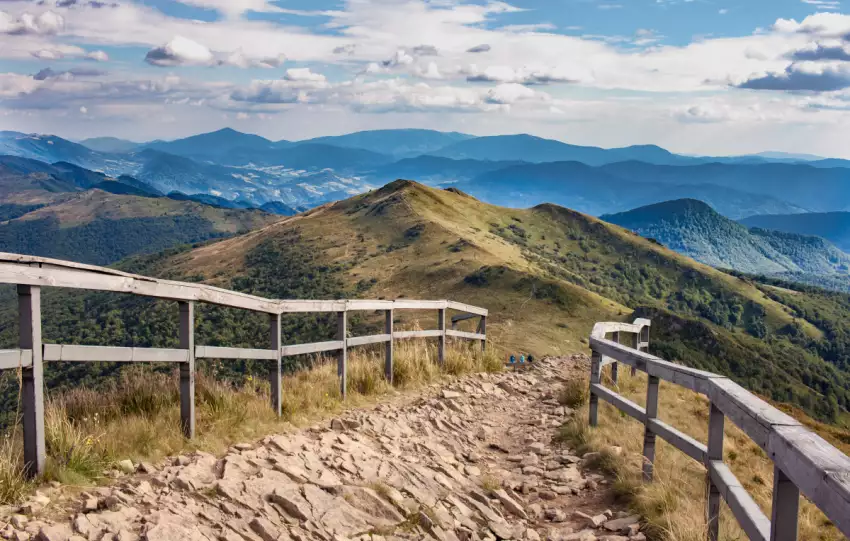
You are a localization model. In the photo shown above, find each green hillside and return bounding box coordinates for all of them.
[0,189,280,265]
[2,181,849,427]
[602,199,850,283]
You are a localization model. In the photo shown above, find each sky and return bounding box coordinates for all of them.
[2,0,850,157]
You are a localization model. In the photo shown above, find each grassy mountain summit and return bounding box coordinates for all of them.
[601,199,850,279]
[21,180,849,424]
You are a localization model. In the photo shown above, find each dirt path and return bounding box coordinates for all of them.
[2,356,644,541]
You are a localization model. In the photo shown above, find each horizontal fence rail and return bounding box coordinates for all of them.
[588,319,850,541]
[0,253,489,478]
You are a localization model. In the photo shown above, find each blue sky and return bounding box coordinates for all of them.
[2,0,850,156]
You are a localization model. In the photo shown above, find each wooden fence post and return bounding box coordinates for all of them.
[770,466,799,541]
[19,285,44,478]
[589,350,601,427]
[479,315,487,352]
[179,301,195,439]
[706,403,724,541]
[384,310,394,383]
[269,313,282,417]
[611,331,620,385]
[337,310,347,399]
[642,375,659,481]
[437,308,446,365]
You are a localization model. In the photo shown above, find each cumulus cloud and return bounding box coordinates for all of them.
[33,67,106,80]
[382,50,415,67]
[229,69,329,104]
[484,83,539,104]
[86,50,109,62]
[789,42,850,61]
[0,10,64,35]
[415,62,443,80]
[333,44,356,55]
[674,103,733,123]
[283,68,327,84]
[221,50,286,69]
[411,45,439,56]
[145,36,215,67]
[738,61,850,91]
[467,44,491,53]
[465,65,584,85]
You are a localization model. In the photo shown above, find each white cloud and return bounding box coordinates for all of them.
[222,50,286,69]
[485,82,541,104]
[171,0,283,19]
[0,10,64,35]
[283,68,328,84]
[416,62,443,80]
[86,50,109,62]
[145,36,215,67]
[465,64,587,85]
[801,0,842,11]
[738,61,850,91]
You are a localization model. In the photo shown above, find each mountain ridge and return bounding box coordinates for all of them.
[601,198,850,282]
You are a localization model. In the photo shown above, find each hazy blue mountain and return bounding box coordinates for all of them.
[807,158,850,169]
[259,200,299,216]
[369,155,527,185]
[753,151,825,161]
[427,134,693,166]
[80,137,140,153]
[599,161,850,212]
[0,131,109,171]
[301,129,473,157]
[741,212,850,252]
[143,128,276,161]
[462,161,805,218]
[167,191,255,209]
[265,144,393,170]
[602,199,850,278]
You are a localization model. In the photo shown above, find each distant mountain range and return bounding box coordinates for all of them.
[4,128,850,219]
[602,199,850,289]
[0,156,283,265]
[459,161,807,218]
[741,212,850,253]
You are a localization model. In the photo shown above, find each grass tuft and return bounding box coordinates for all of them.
[557,379,589,408]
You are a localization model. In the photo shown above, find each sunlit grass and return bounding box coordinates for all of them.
[556,368,847,541]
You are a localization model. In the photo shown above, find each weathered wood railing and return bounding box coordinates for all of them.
[0,253,488,478]
[588,319,850,541]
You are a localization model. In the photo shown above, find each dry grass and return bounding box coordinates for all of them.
[0,338,502,504]
[556,369,847,541]
[557,378,589,409]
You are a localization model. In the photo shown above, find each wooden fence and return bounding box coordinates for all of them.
[0,253,488,479]
[588,319,850,541]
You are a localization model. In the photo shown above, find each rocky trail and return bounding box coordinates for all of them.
[2,356,644,541]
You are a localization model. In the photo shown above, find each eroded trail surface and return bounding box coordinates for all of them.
[4,356,645,541]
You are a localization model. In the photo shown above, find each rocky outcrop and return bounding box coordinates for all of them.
[1,355,647,541]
